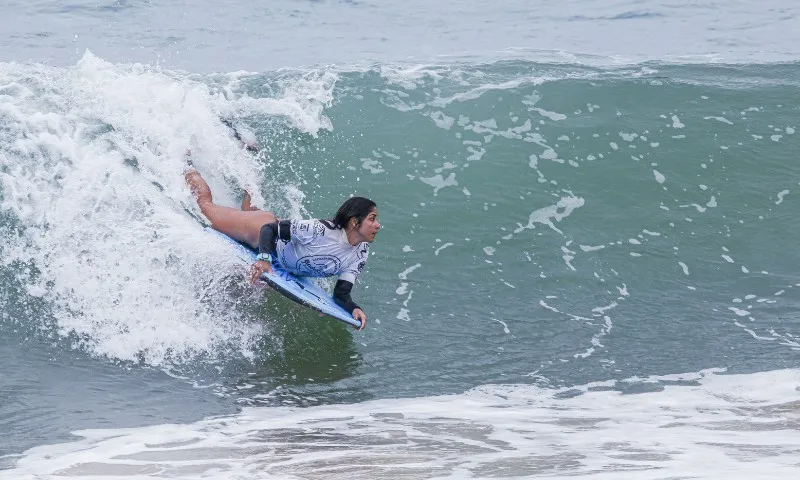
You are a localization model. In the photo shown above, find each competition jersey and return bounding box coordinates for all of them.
[275,219,370,283]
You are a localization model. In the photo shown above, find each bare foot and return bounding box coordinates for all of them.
[241,190,260,211]
[182,148,196,174]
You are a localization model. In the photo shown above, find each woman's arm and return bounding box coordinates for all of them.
[333,280,360,313]
[333,280,366,330]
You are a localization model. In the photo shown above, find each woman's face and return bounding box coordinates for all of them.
[356,208,380,243]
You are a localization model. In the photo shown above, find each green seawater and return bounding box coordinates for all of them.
[1,59,798,408]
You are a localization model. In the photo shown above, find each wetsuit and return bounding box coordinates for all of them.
[258,219,369,314]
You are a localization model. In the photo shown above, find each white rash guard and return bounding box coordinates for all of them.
[275,219,369,284]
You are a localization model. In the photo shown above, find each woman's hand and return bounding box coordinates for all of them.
[249,260,273,284]
[352,308,367,331]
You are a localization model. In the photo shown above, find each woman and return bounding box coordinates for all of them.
[185,163,380,330]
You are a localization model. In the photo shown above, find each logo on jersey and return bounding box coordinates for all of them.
[295,255,342,277]
[313,222,326,238]
[358,244,369,259]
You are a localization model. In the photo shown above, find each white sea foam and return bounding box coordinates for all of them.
[398,263,422,280]
[704,116,734,125]
[434,242,453,256]
[0,53,338,366]
[231,69,337,137]
[526,195,585,234]
[678,261,690,275]
[4,368,800,480]
[361,158,385,173]
[531,107,567,121]
[419,172,458,195]
[429,110,455,130]
[379,64,444,90]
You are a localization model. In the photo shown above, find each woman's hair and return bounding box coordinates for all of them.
[322,196,377,230]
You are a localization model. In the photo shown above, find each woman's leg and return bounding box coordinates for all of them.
[185,170,276,249]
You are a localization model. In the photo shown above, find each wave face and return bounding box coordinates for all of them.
[1,52,799,475]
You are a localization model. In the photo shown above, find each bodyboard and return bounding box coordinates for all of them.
[206,228,361,328]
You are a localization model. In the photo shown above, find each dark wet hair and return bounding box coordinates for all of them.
[322,196,377,230]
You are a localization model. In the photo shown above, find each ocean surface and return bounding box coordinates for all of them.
[2,1,800,478]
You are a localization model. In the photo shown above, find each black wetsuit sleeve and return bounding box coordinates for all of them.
[333,280,361,314]
[258,220,291,255]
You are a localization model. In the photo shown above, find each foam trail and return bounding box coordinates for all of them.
[3,368,799,479]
